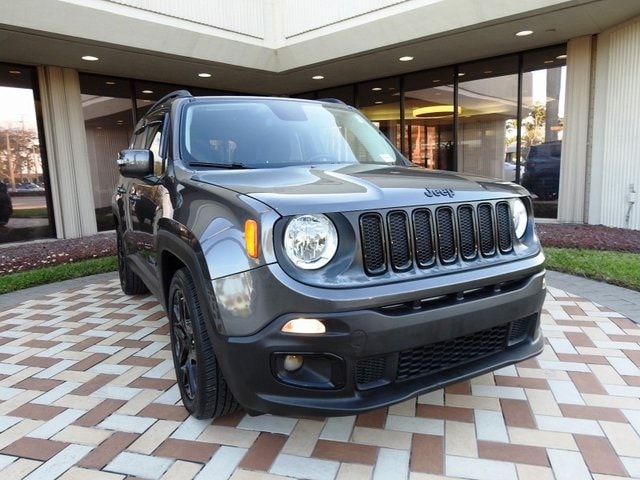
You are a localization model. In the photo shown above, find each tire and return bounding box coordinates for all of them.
[116,230,149,295]
[168,267,239,419]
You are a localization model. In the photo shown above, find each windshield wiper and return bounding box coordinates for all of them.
[188,162,252,169]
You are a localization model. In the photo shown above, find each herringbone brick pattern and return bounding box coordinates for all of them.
[0,279,639,479]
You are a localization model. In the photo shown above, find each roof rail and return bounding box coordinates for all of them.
[317,97,347,105]
[147,89,192,112]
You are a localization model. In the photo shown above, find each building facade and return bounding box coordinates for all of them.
[0,0,639,244]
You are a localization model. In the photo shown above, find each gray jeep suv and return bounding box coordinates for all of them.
[113,90,546,419]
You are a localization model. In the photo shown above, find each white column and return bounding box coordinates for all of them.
[589,17,640,230]
[38,66,97,238]
[557,35,592,224]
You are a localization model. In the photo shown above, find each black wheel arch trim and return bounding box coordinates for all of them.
[155,220,225,337]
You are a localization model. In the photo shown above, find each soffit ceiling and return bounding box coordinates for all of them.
[0,0,639,96]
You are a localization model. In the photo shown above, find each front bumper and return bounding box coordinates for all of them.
[212,257,546,417]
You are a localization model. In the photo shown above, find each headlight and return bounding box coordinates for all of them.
[283,214,338,269]
[510,198,528,239]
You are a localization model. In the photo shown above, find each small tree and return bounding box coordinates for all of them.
[0,127,41,187]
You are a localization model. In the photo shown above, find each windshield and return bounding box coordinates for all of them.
[181,99,405,168]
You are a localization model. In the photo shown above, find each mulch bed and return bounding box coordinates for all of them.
[536,223,640,252]
[0,232,116,275]
[0,224,639,275]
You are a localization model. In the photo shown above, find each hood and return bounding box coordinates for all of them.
[191,164,528,215]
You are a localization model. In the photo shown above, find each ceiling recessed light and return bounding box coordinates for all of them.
[371,87,382,91]
[543,60,554,64]
[198,73,212,78]
[105,81,116,85]
[556,54,567,60]
[483,70,493,74]
[312,75,324,80]
[399,56,414,62]
[457,72,466,77]
[141,89,153,94]
[374,101,383,104]
[515,30,534,37]
[81,55,99,61]
[432,79,441,83]
[8,70,21,75]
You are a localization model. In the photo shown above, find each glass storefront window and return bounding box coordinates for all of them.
[80,74,135,231]
[404,67,455,169]
[357,78,401,150]
[520,46,566,219]
[0,64,54,244]
[457,56,520,182]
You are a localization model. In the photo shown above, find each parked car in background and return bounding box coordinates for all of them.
[521,141,561,200]
[7,182,45,194]
[113,91,546,419]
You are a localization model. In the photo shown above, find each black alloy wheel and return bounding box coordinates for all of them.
[168,268,239,419]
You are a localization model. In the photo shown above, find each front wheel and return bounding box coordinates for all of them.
[168,268,239,419]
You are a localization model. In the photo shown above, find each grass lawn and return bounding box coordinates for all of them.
[544,247,640,291]
[0,256,117,294]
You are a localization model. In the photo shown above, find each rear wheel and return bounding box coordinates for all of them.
[168,267,239,419]
[116,230,148,295]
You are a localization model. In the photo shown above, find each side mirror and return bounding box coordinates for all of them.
[117,149,154,178]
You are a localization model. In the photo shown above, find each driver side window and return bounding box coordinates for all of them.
[130,117,165,176]
[148,127,163,176]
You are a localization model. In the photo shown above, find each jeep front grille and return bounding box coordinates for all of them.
[354,315,535,389]
[396,323,508,381]
[359,202,513,276]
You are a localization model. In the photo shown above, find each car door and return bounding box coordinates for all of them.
[125,112,171,269]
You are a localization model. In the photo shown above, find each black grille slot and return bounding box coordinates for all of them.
[358,201,515,276]
[413,209,435,267]
[387,211,411,271]
[496,202,513,252]
[477,203,496,256]
[396,323,510,381]
[360,214,387,275]
[458,205,477,260]
[436,207,456,263]
[356,357,387,387]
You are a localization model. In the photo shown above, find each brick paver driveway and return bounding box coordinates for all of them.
[0,278,639,479]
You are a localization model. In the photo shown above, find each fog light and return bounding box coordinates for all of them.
[281,318,326,334]
[283,354,304,372]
